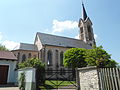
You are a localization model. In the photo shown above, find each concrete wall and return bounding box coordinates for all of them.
[77,66,100,90]
[18,68,36,90]
[0,60,17,84]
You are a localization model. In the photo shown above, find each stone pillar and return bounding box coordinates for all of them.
[77,66,100,90]
[76,68,80,90]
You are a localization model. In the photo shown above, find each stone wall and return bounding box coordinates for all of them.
[77,66,100,90]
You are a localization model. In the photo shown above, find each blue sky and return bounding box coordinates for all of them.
[0,0,120,63]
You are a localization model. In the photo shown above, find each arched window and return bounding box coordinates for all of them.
[22,54,26,62]
[60,52,64,66]
[47,50,52,66]
[55,50,58,61]
[89,43,92,46]
[80,27,83,33]
[28,53,31,58]
[17,52,20,61]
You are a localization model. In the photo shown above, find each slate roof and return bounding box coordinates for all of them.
[13,43,38,51]
[37,32,92,49]
[0,51,17,60]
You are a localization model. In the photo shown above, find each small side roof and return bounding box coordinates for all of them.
[13,43,38,51]
[0,51,17,60]
[37,32,92,49]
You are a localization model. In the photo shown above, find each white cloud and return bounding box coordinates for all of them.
[94,34,98,40]
[52,20,78,33]
[0,32,20,50]
[2,40,20,50]
[75,34,79,39]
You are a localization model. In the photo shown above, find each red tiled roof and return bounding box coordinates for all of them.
[0,51,17,60]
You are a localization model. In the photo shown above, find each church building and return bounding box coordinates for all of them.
[12,4,95,72]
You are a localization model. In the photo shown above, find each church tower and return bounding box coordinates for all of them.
[78,3,96,46]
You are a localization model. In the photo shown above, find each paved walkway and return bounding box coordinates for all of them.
[52,89,76,90]
[52,85,76,90]
[0,87,76,90]
[0,87,19,90]
[0,85,76,90]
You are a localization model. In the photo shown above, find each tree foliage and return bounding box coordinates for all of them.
[85,46,111,67]
[64,46,118,68]
[19,72,25,90]
[18,58,45,69]
[64,48,87,68]
[104,59,118,68]
[0,44,8,51]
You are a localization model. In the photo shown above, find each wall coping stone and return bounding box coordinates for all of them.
[77,66,98,71]
[18,67,35,71]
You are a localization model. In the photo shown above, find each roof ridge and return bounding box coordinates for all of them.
[20,42,35,45]
[37,32,83,42]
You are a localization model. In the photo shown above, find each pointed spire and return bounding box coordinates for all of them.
[82,2,88,21]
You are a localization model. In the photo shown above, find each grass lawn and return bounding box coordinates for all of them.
[39,80,76,90]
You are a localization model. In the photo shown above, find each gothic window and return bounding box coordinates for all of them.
[87,25,92,40]
[28,53,31,58]
[55,50,58,61]
[80,27,83,33]
[47,50,52,66]
[60,52,64,66]
[17,52,20,60]
[89,43,92,46]
[40,49,42,59]
[22,54,26,62]
[80,27,84,40]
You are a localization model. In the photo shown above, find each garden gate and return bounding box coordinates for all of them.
[37,69,77,90]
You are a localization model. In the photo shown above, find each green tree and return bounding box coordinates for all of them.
[0,44,8,51]
[64,48,87,68]
[84,46,118,67]
[85,46,111,67]
[104,59,118,68]
[63,46,118,68]
[18,58,45,69]
[19,72,25,90]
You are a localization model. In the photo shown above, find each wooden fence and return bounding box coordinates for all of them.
[98,68,120,90]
